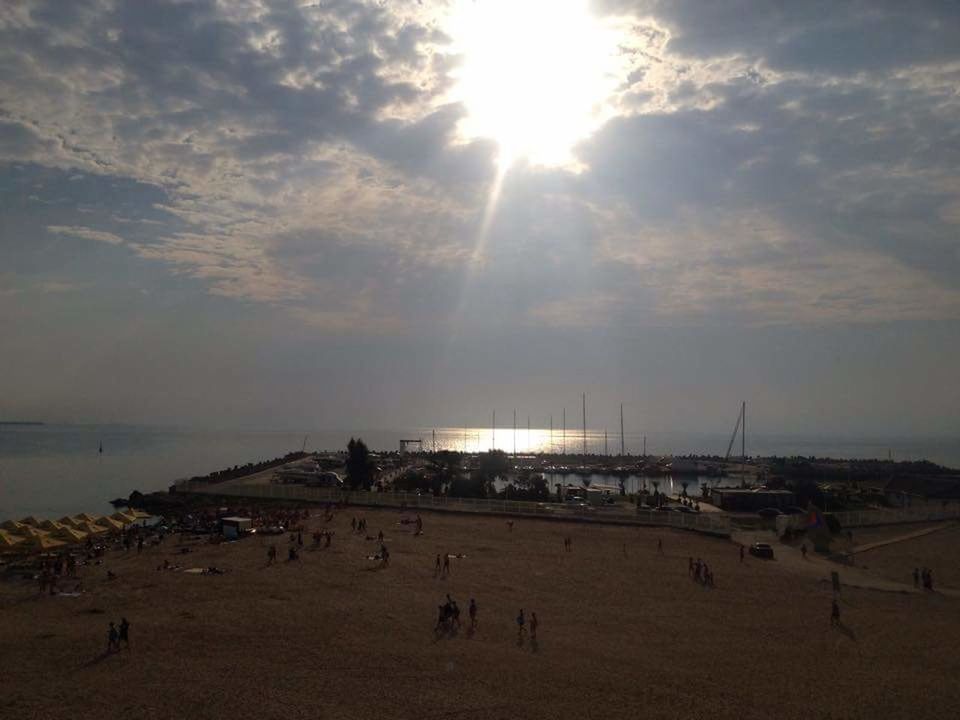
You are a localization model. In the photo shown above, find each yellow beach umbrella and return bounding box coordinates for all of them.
[0,530,25,548]
[39,519,66,532]
[58,516,83,528]
[20,526,50,538]
[74,513,100,523]
[98,517,125,531]
[55,527,87,543]
[79,521,108,535]
[19,516,43,527]
[31,534,66,551]
[111,512,136,525]
[1,520,28,533]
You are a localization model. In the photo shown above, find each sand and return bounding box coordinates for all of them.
[2,509,959,719]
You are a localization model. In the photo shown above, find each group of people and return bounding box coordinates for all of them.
[516,608,538,641]
[913,567,935,591]
[311,529,334,548]
[689,557,715,587]
[351,517,368,533]
[435,594,478,633]
[435,553,452,576]
[106,618,130,653]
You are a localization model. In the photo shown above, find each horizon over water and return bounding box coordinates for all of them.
[1,423,958,520]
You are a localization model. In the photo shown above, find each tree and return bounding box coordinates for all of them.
[346,438,372,490]
[477,450,509,482]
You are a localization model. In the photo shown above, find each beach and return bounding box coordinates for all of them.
[2,508,959,719]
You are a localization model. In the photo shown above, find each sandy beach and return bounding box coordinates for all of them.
[2,509,959,720]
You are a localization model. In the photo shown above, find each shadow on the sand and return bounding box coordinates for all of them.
[80,650,116,668]
[833,622,857,641]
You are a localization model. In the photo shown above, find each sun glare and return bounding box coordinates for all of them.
[447,0,627,169]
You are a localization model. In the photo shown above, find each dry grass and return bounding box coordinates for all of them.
[2,508,960,720]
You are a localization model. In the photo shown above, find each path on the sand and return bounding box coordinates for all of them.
[730,529,960,596]
[847,523,954,555]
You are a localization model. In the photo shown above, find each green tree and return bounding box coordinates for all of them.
[477,450,509,481]
[346,437,372,490]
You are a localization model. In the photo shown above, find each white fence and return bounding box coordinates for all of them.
[174,480,731,536]
[827,505,960,528]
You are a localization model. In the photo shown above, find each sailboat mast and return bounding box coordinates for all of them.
[492,410,495,451]
[562,408,566,454]
[582,392,587,455]
[620,403,625,457]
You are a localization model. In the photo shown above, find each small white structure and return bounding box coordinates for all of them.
[221,516,252,540]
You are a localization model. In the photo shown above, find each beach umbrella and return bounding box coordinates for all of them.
[0,530,25,548]
[54,527,87,543]
[79,521,108,535]
[39,519,67,532]
[1,520,28,533]
[58,516,83,528]
[19,526,51,538]
[30,534,66,551]
[111,512,136,525]
[19,516,43,527]
[98,517,125,531]
[74,513,100,523]
[130,510,152,520]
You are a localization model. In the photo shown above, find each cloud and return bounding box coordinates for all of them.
[47,225,125,245]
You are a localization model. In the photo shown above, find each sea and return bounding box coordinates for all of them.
[1,424,958,520]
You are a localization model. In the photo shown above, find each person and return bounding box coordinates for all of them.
[530,612,538,640]
[268,545,277,564]
[137,536,144,554]
[435,605,446,632]
[516,609,526,639]
[831,598,840,627]
[657,538,663,554]
[288,546,298,561]
[913,567,920,588]
[297,531,303,547]
[442,553,451,576]
[351,517,357,532]
[688,557,694,576]
[801,543,807,559]
[107,621,119,653]
[435,554,442,575]
[415,514,423,535]
[380,544,390,567]
[119,618,130,649]
[378,530,384,544]
[507,521,514,532]
[451,599,461,628]
[739,545,744,563]
[469,598,478,629]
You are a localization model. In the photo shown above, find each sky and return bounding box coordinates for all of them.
[1,0,959,438]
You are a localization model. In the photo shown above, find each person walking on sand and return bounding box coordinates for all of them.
[119,618,130,649]
[801,543,807,560]
[831,598,841,627]
[268,545,277,565]
[107,621,119,653]
[657,538,663,554]
[416,514,423,535]
[469,598,478,629]
[435,553,442,576]
[351,517,357,532]
[442,553,451,576]
[530,612,539,640]
[913,567,920,588]
[739,545,745,563]
[516,609,526,640]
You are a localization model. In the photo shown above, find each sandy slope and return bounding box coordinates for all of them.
[2,509,959,720]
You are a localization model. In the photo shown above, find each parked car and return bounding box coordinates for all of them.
[757,507,783,518]
[749,542,775,559]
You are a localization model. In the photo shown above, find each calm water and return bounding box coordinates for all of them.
[1,424,958,519]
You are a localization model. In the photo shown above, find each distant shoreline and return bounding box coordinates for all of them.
[0,421,45,426]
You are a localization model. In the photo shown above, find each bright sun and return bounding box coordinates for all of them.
[447,0,627,169]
